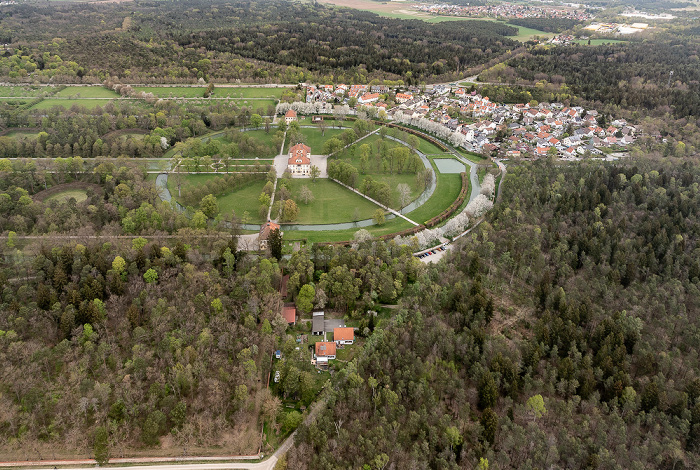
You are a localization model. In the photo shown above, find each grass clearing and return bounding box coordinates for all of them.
[5,131,40,139]
[278,179,380,224]
[46,189,88,203]
[54,87,119,98]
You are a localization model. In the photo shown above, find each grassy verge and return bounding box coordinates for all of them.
[404,173,463,225]
[286,216,415,244]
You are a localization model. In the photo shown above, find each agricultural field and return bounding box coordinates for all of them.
[277,178,380,224]
[572,38,626,45]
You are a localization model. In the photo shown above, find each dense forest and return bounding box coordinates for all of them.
[0,0,517,85]
[287,159,700,469]
[500,35,700,119]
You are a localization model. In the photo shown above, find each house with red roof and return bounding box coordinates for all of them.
[284,109,297,124]
[283,305,296,326]
[287,143,311,176]
[258,221,281,250]
[358,92,380,105]
[334,327,355,345]
[314,342,336,367]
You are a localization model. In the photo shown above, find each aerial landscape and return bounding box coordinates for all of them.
[0,0,699,468]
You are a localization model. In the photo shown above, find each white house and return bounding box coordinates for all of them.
[287,143,311,176]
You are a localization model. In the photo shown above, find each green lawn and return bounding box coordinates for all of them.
[457,149,488,164]
[278,179,380,224]
[5,131,40,139]
[334,135,425,207]
[417,138,446,155]
[213,87,288,99]
[285,128,346,153]
[166,173,269,223]
[218,180,269,223]
[31,99,114,110]
[134,86,209,98]
[229,99,278,112]
[243,129,283,149]
[405,173,463,225]
[46,189,88,203]
[54,86,119,98]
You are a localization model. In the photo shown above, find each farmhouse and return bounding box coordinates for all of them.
[287,143,311,176]
[258,221,281,250]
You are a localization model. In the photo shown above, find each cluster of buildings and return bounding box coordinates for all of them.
[304,84,637,160]
[273,305,356,370]
[583,22,649,35]
[306,83,403,105]
[307,85,637,159]
[415,2,592,20]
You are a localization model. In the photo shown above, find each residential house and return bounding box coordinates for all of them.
[284,109,298,124]
[258,221,281,250]
[315,341,337,365]
[334,327,355,346]
[395,92,413,104]
[282,305,296,326]
[358,92,380,104]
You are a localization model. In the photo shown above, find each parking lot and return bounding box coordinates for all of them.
[415,244,450,264]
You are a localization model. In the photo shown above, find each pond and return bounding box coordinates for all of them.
[434,158,466,174]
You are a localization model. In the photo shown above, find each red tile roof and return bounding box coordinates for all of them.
[259,221,280,240]
[315,341,336,357]
[334,327,354,342]
[283,305,296,324]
